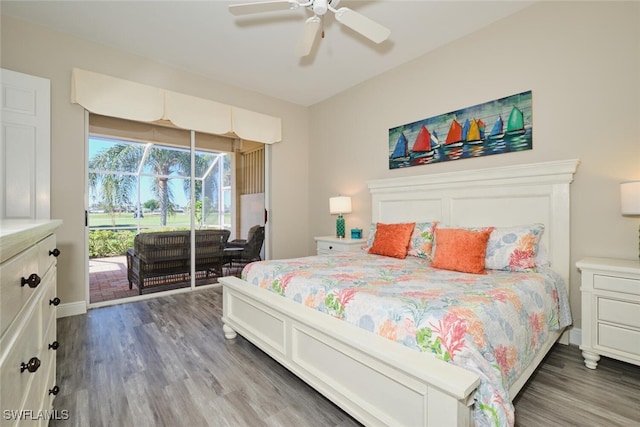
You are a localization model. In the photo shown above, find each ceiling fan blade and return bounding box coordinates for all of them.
[333,7,390,44]
[295,17,321,57]
[229,0,300,16]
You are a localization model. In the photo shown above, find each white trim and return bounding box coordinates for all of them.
[87,283,221,310]
[264,143,272,260]
[84,110,90,309]
[57,300,87,318]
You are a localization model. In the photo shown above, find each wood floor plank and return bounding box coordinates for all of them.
[51,287,640,427]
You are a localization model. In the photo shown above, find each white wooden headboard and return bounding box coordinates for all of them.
[367,159,580,288]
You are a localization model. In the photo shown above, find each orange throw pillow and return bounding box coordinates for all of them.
[368,222,416,259]
[432,228,492,274]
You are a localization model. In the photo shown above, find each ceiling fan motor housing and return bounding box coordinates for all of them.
[312,0,328,16]
[309,0,341,16]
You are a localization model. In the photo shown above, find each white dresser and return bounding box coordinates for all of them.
[315,236,366,255]
[576,257,640,369]
[0,220,62,426]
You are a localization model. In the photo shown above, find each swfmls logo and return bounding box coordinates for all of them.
[3,410,69,421]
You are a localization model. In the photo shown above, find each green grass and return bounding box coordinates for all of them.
[89,212,230,229]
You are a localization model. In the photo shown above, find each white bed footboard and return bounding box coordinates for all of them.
[220,275,480,427]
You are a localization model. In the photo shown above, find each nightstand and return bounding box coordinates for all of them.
[576,257,640,369]
[315,236,366,255]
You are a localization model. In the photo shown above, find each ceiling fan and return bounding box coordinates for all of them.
[229,0,391,57]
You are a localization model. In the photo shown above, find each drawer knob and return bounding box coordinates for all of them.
[49,248,61,257]
[21,273,41,288]
[329,245,333,250]
[48,385,60,396]
[20,357,41,373]
[49,341,60,350]
[49,297,61,306]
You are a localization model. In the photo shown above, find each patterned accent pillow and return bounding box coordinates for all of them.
[432,228,492,274]
[485,224,545,272]
[364,222,377,250]
[406,221,438,261]
[368,222,416,259]
[364,221,438,260]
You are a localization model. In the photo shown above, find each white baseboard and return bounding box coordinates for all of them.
[568,327,582,346]
[57,300,87,318]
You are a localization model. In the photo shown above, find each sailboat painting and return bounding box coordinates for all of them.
[389,91,532,169]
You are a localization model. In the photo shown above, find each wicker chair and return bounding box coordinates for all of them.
[126,229,230,294]
[224,225,265,276]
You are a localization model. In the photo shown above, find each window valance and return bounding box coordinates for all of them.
[70,68,282,144]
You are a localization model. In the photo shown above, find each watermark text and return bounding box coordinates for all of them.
[3,410,69,421]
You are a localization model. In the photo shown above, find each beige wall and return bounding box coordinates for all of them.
[308,1,640,331]
[1,15,311,306]
[2,2,639,331]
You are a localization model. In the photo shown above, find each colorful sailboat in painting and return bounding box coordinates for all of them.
[390,132,410,161]
[488,115,504,140]
[462,119,471,141]
[445,119,464,147]
[505,106,526,135]
[430,130,441,149]
[465,119,484,144]
[410,125,435,159]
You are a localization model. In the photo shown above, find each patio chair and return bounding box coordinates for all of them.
[224,225,265,276]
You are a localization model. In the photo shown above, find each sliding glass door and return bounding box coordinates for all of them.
[86,115,246,305]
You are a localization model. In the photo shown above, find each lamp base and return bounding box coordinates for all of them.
[336,214,345,238]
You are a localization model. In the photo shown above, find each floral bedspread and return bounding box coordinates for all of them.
[242,253,571,427]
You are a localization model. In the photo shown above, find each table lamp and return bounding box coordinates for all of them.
[329,196,352,238]
[621,180,640,259]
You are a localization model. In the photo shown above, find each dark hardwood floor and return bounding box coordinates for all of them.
[51,288,640,427]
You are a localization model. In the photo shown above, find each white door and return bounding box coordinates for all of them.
[0,68,51,219]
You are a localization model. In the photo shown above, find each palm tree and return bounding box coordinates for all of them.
[144,147,187,226]
[89,140,223,227]
[89,144,141,226]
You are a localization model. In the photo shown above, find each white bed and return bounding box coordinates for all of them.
[218,159,579,426]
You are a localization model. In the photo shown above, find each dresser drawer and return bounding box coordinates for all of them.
[317,241,338,253]
[598,297,640,329]
[598,323,640,357]
[316,240,363,253]
[0,307,42,420]
[21,366,45,427]
[37,234,58,279]
[41,348,57,413]
[0,246,39,337]
[39,271,58,343]
[594,274,640,296]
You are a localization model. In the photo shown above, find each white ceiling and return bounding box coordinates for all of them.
[1,0,535,106]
